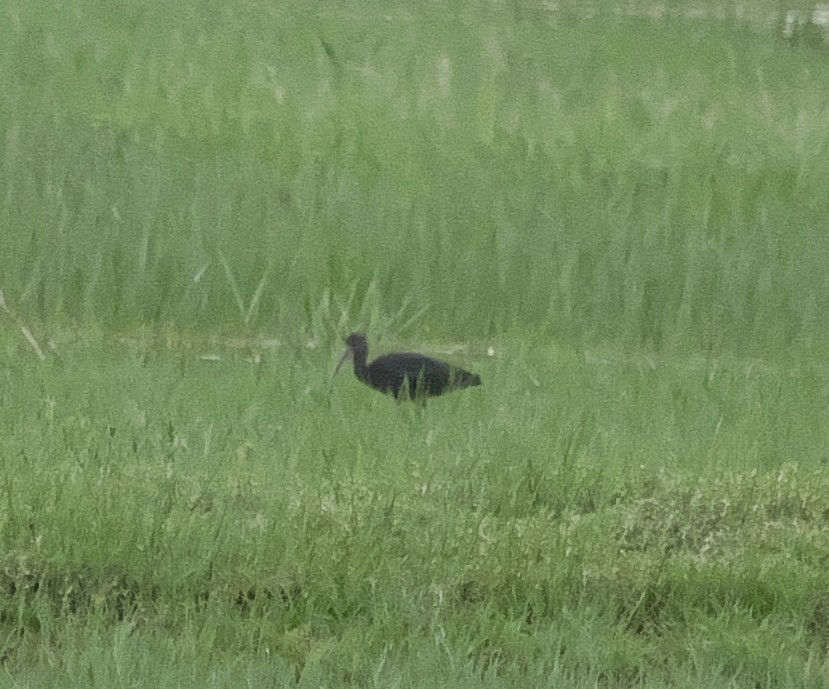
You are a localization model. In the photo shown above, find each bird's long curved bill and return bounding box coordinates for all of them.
[332,348,352,379]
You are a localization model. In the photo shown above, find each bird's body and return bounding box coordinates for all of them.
[334,333,481,401]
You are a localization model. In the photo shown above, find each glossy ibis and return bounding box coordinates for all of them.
[333,333,481,402]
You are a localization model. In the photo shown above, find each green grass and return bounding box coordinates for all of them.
[3,0,829,686]
[3,0,829,353]
[2,337,829,687]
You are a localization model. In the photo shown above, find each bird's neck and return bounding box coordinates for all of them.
[352,353,371,384]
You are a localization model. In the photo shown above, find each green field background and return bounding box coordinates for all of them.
[3,0,829,353]
[3,1,829,687]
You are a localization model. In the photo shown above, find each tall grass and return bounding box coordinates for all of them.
[2,1,829,355]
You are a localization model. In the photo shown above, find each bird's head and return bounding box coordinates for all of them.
[332,332,368,378]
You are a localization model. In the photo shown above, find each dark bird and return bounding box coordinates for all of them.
[333,333,481,402]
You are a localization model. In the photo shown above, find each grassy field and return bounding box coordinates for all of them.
[3,0,829,686]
